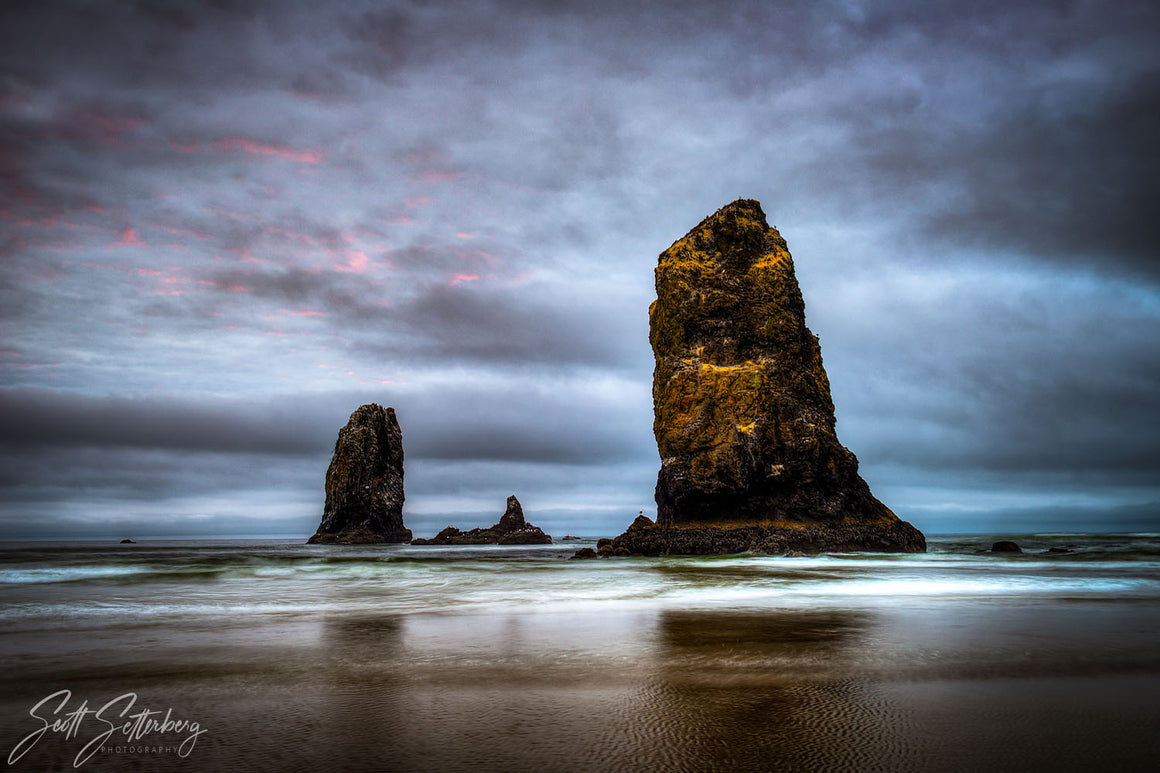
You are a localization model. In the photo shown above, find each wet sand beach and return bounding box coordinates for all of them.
[3,537,1160,771]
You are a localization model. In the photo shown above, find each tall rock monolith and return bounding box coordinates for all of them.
[308,404,412,544]
[610,199,925,555]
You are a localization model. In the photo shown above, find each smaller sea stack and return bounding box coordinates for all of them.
[411,495,553,545]
[308,404,412,544]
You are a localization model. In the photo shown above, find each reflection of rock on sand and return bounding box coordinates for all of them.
[622,609,908,770]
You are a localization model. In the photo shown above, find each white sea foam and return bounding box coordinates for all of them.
[2,538,1159,630]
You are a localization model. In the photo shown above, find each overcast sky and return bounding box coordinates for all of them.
[2,0,1158,539]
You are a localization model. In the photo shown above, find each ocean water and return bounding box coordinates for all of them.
[3,534,1160,771]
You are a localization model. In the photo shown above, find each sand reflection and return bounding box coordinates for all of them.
[606,609,910,771]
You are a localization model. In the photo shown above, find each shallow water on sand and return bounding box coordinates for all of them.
[2,534,1160,771]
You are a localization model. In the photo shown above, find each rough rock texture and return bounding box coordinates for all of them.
[610,199,925,556]
[411,495,553,545]
[308,404,412,544]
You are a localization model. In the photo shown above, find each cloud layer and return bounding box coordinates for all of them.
[2,0,1158,537]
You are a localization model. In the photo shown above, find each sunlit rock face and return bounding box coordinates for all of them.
[614,199,925,555]
[308,404,412,544]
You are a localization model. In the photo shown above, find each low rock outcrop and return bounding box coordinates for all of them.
[308,404,412,544]
[608,200,925,556]
[411,495,553,545]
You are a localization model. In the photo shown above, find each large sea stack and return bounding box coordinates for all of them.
[308,404,412,544]
[411,495,553,545]
[610,199,925,555]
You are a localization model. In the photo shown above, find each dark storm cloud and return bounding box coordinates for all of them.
[823,272,1160,485]
[0,389,324,455]
[924,70,1160,275]
[366,281,647,367]
[0,445,319,501]
[708,0,1160,279]
[0,384,651,462]
[854,361,1160,483]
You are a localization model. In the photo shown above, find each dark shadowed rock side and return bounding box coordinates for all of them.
[607,199,925,556]
[411,495,553,545]
[308,404,412,544]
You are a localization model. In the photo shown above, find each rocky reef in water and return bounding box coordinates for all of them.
[411,495,553,545]
[308,404,412,544]
[605,199,925,556]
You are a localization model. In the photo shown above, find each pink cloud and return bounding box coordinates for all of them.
[218,138,322,164]
[335,250,369,274]
[224,247,276,265]
[171,137,323,164]
[12,214,61,228]
[267,225,312,243]
[456,232,476,239]
[111,227,144,247]
[154,222,210,240]
[389,195,432,224]
[85,112,148,143]
[31,267,65,281]
[282,309,325,317]
[449,273,479,285]
[416,169,464,184]
[400,145,442,166]
[52,108,149,147]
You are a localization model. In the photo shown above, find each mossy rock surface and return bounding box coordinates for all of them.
[624,199,924,554]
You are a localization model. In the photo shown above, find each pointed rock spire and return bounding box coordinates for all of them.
[612,199,925,555]
[308,404,412,544]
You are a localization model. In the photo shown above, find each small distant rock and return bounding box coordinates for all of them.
[991,540,1022,553]
[411,495,553,545]
[1046,546,1073,554]
[596,538,613,549]
[570,547,599,560]
[119,539,135,544]
[562,535,582,541]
